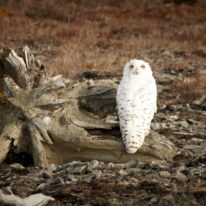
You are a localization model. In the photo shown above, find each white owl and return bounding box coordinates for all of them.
[116,59,157,154]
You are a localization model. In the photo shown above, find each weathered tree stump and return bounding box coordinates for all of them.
[0,46,177,166]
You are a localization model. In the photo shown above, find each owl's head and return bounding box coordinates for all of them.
[123,59,152,77]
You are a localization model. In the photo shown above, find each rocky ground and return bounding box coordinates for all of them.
[0,0,206,205]
[0,62,206,205]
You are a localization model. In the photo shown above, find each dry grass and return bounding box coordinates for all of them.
[174,74,206,103]
[0,0,206,81]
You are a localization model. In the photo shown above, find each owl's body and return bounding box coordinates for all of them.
[116,59,157,154]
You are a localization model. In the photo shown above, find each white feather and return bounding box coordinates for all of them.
[117,59,157,154]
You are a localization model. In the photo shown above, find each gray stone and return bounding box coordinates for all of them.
[36,183,47,191]
[159,171,171,178]
[158,194,176,206]
[173,171,187,181]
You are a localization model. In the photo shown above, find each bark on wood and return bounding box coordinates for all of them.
[0,46,177,166]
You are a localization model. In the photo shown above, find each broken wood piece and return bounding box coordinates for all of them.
[0,190,54,206]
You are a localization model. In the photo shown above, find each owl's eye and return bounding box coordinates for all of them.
[140,65,145,69]
[129,64,134,69]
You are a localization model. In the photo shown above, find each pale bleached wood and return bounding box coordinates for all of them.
[0,190,54,206]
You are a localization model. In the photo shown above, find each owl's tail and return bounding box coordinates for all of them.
[118,107,149,153]
[121,121,146,154]
[124,132,145,154]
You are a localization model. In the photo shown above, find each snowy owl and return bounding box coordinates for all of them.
[116,59,157,154]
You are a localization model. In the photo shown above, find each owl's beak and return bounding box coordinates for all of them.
[132,70,139,75]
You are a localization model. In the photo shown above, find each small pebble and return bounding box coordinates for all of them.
[159,171,171,178]
[36,183,47,191]
[173,171,187,181]
[9,163,25,170]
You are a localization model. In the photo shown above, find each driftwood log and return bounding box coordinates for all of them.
[0,46,177,166]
